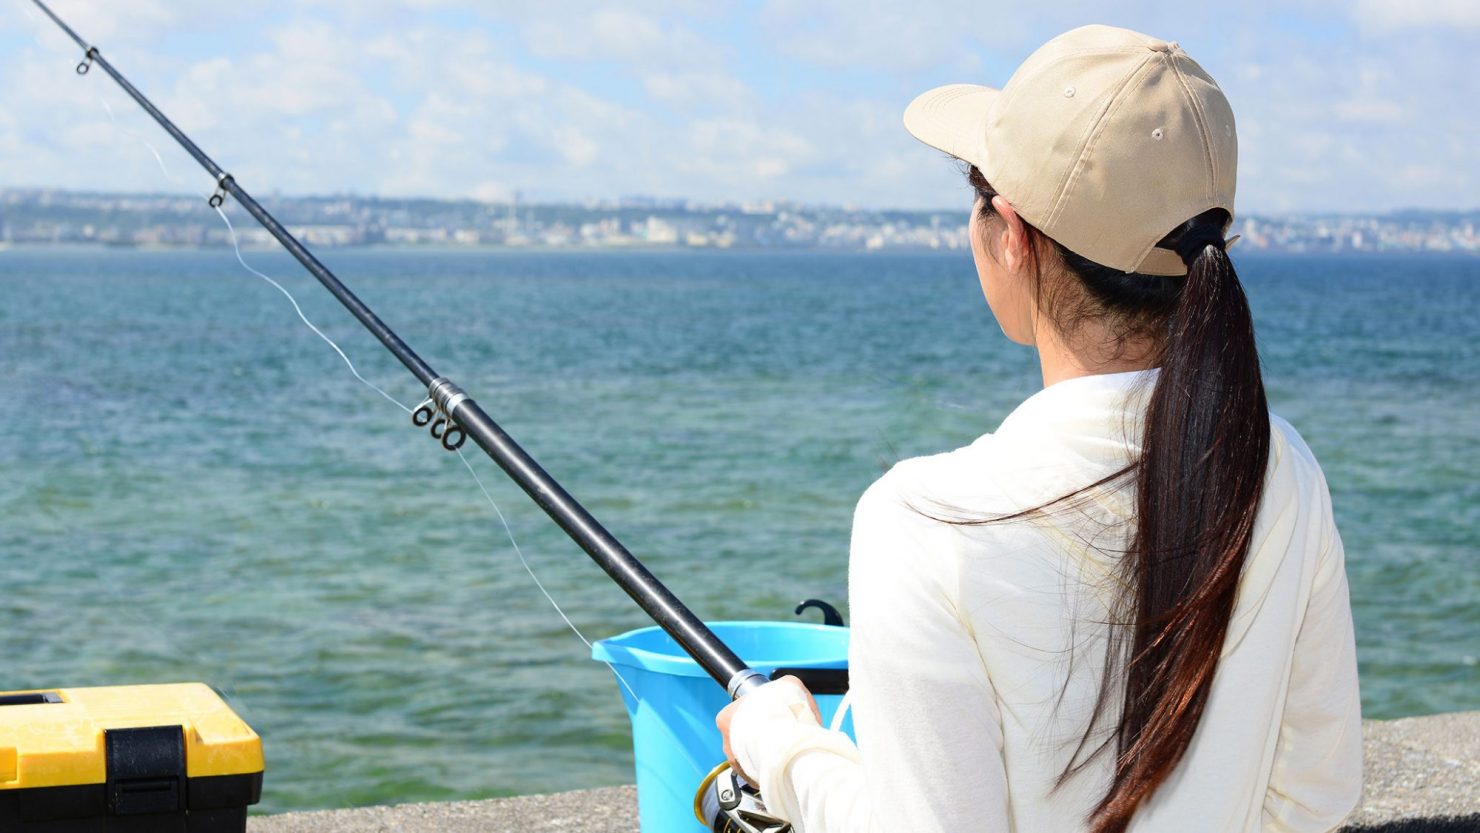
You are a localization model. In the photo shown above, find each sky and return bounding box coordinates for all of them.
[0,0,1476,213]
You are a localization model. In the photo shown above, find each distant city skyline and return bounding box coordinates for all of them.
[2,2,1477,214]
[9,185,1480,220]
[6,189,1475,255]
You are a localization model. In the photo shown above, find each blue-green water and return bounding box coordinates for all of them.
[1,247,1476,812]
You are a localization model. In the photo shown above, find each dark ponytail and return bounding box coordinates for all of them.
[1093,216,1269,832]
[962,167,1270,832]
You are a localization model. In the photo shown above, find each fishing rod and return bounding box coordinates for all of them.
[28,0,768,703]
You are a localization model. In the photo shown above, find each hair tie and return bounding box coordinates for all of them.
[1172,227,1228,267]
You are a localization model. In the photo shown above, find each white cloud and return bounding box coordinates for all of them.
[683,118,816,181]
[1332,98,1404,123]
[8,0,177,44]
[1329,64,1406,123]
[1351,0,1480,30]
[522,8,715,68]
[759,0,984,73]
[550,125,599,167]
[0,1,1474,211]
[367,29,660,197]
[642,71,755,109]
[470,180,511,202]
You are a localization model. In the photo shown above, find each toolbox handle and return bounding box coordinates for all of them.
[0,691,62,706]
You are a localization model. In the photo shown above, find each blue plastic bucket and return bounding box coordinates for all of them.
[592,621,853,833]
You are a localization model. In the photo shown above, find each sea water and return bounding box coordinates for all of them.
[1,247,1475,812]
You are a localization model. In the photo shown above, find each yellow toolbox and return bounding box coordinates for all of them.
[0,683,262,832]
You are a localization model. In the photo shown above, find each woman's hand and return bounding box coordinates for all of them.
[716,675,823,783]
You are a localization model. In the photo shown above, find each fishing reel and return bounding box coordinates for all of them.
[414,377,468,451]
[693,607,847,833]
[695,761,790,833]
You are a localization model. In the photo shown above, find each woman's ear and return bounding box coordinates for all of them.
[991,195,1031,274]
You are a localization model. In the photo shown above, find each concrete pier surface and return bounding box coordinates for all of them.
[249,712,1478,832]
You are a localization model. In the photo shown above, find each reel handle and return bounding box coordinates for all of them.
[695,761,791,833]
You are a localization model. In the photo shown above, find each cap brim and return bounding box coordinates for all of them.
[902,83,1000,171]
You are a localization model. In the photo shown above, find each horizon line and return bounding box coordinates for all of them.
[4,187,1477,220]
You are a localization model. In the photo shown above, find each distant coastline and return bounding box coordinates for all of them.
[3,189,1477,255]
[3,242,1478,260]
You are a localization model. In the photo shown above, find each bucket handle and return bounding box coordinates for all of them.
[794,598,844,627]
[770,667,849,696]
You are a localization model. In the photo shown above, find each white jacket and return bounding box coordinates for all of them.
[730,370,1363,832]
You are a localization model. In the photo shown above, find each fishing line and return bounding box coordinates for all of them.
[213,205,411,414]
[13,7,229,689]
[214,202,636,695]
[99,95,175,181]
[457,446,639,702]
[72,50,408,417]
[32,0,766,730]
[45,27,631,706]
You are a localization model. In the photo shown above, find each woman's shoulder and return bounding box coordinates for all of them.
[848,444,1000,602]
[847,441,1008,571]
[1269,412,1318,465]
[860,434,1008,514]
[1267,412,1336,502]
[862,422,1129,525]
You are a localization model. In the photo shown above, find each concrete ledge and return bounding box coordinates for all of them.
[248,786,640,833]
[249,712,1479,832]
[1343,712,1480,831]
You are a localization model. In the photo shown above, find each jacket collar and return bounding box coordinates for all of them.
[995,368,1160,443]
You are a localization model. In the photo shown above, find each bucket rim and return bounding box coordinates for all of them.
[590,620,848,677]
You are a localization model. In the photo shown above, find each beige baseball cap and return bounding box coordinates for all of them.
[904,24,1236,276]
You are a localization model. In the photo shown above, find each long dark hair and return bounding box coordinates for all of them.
[965,166,1269,833]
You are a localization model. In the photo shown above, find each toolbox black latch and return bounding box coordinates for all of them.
[105,725,186,816]
[0,691,62,706]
